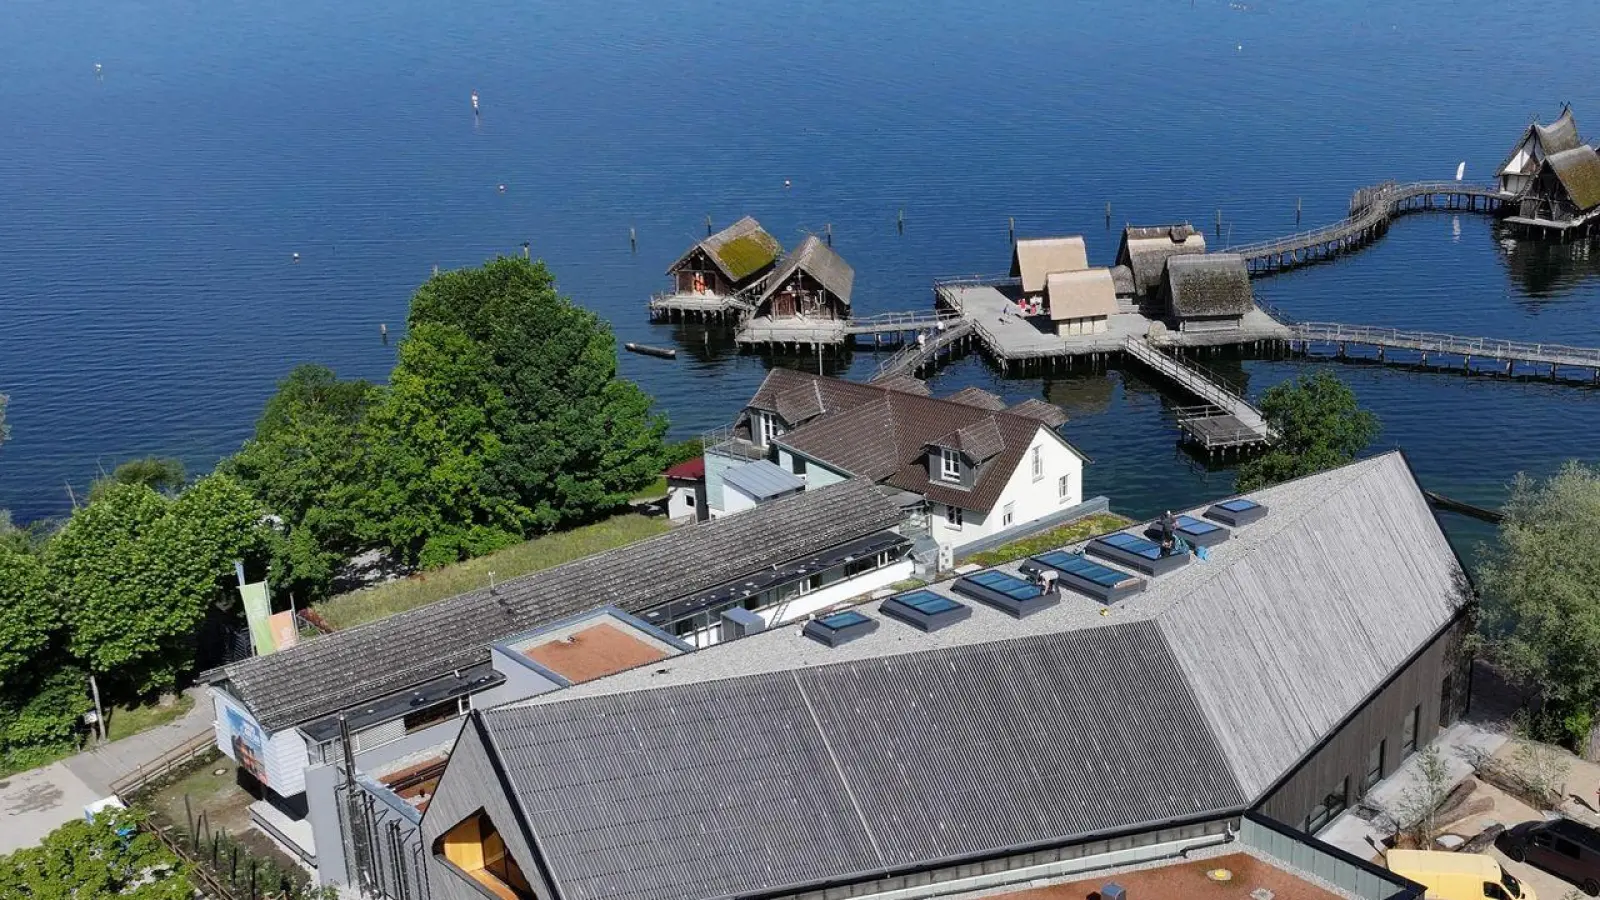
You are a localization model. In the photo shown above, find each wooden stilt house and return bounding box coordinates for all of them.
[1499,106,1582,197]
[1115,224,1206,300]
[665,217,783,297]
[753,236,854,320]
[1521,145,1600,224]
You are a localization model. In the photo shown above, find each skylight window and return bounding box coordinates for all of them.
[881,590,971,633]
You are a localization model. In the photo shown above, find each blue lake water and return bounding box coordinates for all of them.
[2,0,1598,555]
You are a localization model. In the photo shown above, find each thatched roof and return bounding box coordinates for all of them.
[944,387,1008,411]
[1500,107,1584,178]
[1162,254,1253,319]
[666,216,783,283]
[1110,265,1135,296]
[1116,225,1206,297]
[1046,269,1118,321]
[1544,145,1600,211]
[758,235,855,307]
[1009,236,1088,293]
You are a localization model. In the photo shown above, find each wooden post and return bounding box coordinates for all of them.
[706,215,713,236]
[1296,197,1302,225]
[629,227,636,253]
[1105,202,1112,229]
[1215,208,1222,236]
[898,208,905,233]
[825,222,832,247]
[1008,216,1015,244]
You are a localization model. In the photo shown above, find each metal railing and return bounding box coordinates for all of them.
[844,309,962,334]
[1291,322,1600,367]
[871,319,974,380]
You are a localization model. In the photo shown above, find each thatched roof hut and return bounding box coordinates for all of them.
[1116,225,1206,298]
[1161,254,1253,329]
[666,216,783,294]
[1541,145,1600,213]
[754,236,855,319]
[1499,107,1584,195]
[1046,269,1118,323]
[1009,237,1088,293]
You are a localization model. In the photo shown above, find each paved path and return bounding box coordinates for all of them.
[62,689,214,796]
[0,762,102,855]
[0,688,214,854]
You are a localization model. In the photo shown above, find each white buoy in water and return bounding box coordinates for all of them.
[1455,161,1466,182]
[784,179,791,189]
[94,62,103,76]
[471,90,479,114]
[292,252,300,263]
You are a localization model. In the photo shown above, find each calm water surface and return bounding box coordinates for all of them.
[3,0,1598,555]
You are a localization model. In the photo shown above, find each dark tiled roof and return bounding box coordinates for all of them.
[873,374,931,396]
[222,479,901,731]
[1162,254,1254,318]
[1545,145,1600,211]
[757,236,855,308]
[481,619,1242,900]
[755,370,1085,512]
[1006,398,1070,428]
[665,216,783,283]
[943,386,1007,411]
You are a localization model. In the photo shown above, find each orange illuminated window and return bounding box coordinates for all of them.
[436,810,534,900]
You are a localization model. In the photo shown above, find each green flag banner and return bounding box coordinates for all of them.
[240,581,275,656]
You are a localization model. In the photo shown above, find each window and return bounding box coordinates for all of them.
[845,550,892,577]
[1002,502,1015,528]
[436,811,536,900]
[756,411,783,447]
[1031,446,1043,481]
[945,504,964,530]
[1363,740,1385,794]
[1401,705,1420,756]
[403,698,462,734]
[1303,776,1349,834]
[792,455,807,476]
[939,447,961,483]
[1058,474,1071,502]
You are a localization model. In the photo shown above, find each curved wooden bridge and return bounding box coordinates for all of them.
[1287,321,1600,379]
[1225,181,1506,274]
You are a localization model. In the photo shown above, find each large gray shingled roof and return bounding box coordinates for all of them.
[222,478,902,732]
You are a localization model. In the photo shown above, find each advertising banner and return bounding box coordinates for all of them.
[240,581,274,656]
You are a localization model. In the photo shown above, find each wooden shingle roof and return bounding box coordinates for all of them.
[1544,145,1600,211]
[1116,224,1206,297]
[758,236,855,307]
[221,478,901,731]
[1162,254,1254,318]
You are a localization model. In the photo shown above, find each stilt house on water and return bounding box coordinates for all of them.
[1498,106,1581,196]
[1046,269,1117,335]
[1160,253,1254,333]
[753,235,854,320]
[1009,236,1088,298]
[1116,224,1206,300]
[665,216,783,298]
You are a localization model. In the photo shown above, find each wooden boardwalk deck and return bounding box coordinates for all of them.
[869,319,975,381]
[1123,337,1275,449]
[648,291,754,320]
[1288,321,1600,378]
[1224,181,1506,275]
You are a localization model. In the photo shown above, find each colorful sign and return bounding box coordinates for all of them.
[224,707,269,786]
[268,610,300,651]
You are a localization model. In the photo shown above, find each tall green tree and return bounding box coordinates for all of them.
[47,475,268,696]
[1477,462,1600,752]
[1235,371,1380,492]
[0,808,193,900]
[408,257,668,528]
[0,546,56,691]
[223,365,376,599]
[356,322,531,568]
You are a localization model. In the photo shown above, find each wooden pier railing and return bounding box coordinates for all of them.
[1224,181,1505,274]
[871,319,974,381]
[1289,322,1600,372]
[844,309,962,335]
[1123,337,1275,444]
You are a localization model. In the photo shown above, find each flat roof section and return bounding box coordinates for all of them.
[985,852,1347,900]
[522,623,673,685]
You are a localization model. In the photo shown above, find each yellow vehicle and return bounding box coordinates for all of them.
[1386,849,1536,900]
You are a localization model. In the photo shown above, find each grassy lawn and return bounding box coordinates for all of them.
[963,512,1133,569]
[106,694,195,742]
[315,512,672,630]
[632,476,668,501]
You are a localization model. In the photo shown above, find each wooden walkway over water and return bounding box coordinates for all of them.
[870,319,976,381]
[1225,181,1506,275]
[1123,337,1275,451]
[1287,321,1600,380]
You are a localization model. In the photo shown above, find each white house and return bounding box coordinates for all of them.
[705,371,1089,555]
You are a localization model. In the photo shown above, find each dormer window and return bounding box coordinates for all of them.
[755,411,784,447]
[939,447,961,482]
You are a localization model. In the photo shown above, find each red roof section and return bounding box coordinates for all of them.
[663,457,705,481]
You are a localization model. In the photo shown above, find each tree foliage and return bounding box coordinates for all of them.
[0,808,192,900]
[1235,371,1380,492]
[47,475,269,696]
[408,257,668,531]
[223,364,376,599]
[1477,462,1600,748]
[0,545,56,691]
[89,457,187,503]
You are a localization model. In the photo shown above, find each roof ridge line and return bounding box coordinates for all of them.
[791,670,887,867]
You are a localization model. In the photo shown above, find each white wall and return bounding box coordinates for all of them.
[927,427,1084,553]
[211,688,309,797]
[722,482,759,516]
[678,559,913,648]
[667,484,699,522]
[774,448,848,489]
